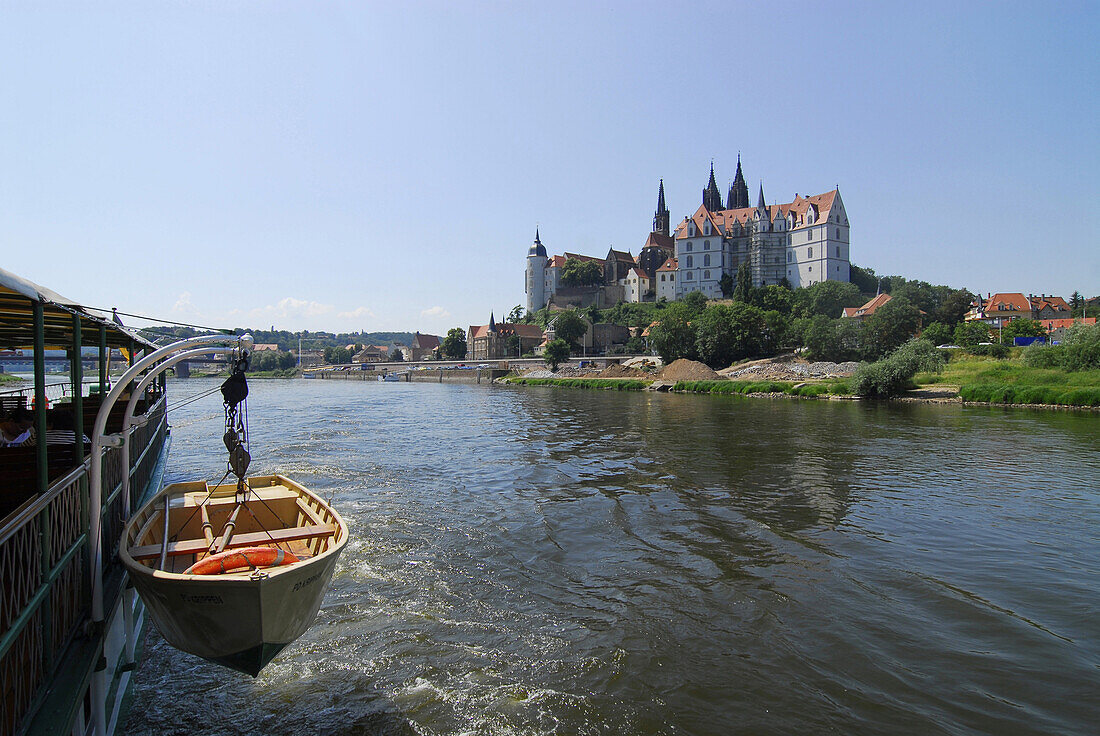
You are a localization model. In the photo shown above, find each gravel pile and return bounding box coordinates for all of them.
[658,359,723,381]
[725,361,860,380]
[599,364,651,378]
[521,369,558,379]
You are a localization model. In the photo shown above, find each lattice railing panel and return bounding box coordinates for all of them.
[0,607,43,736]
[48,555,85,661]
[47,477,83,569]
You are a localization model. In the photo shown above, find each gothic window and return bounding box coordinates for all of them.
[704,222,710,235]
[686,255,693,268]
[808,247,813,258]
[686,242,693,252]
[704,270,711,279]
[704,240,710,250]
[703,254,710,267]
[807,231,812,241]
[836,245,840,257]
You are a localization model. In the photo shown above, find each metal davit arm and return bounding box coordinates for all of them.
[86,333,250,736]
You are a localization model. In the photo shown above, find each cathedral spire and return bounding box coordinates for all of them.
[535,227,540,244]
[757,182,766,210]
[489,312,496,332]
[703,162,723,211]
[727,154,749,209]
[653,179,670,236]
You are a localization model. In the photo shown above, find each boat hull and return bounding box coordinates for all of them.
[129,546,342,675]
[120,475,347,676]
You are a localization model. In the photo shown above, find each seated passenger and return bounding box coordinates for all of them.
[45,408,91,446]
[1,407,35,447]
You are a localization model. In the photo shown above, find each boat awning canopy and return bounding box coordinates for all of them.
[0,267,156,351]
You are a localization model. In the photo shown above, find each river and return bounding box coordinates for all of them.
[125,378,1099,735]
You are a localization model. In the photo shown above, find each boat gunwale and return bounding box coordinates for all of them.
[119,473,348,582]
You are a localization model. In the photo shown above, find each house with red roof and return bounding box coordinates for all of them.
[842,293,892,322]
[468,314,545,360]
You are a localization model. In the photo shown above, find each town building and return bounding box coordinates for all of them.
[407,332,442,361]
[843,293,892,321]
[468,314,545,360]
[966,293,1073,327]
[542,314,630,355]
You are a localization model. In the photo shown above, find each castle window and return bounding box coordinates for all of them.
[787,252,792,263]
[704,270,711,279]
[836,245,840,257]
[686,272,694,280]
[807,231,812,241]
[808,247,813,258]
[686,242,693,252]
[686,256,693,268]
[704,240,710,250]
[836,228,840,239]
[809,265,813,272]
[703,254,710,267]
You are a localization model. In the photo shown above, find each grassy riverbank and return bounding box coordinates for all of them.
[915,353,1100,407]
[503,376,855,398]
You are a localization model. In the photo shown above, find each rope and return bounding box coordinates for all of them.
[78,306,234,334]
[166,384,224,413]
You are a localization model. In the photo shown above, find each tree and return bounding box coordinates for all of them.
[802,315,862,362]
[719,273,734,299]
[551,309,588,348]
[694,303,767,368]
[849,263,879,296]
[933,289,974,328]
[953,321,989,346]
[559,258,604,287]
[681,290,708,315]
[648,303,697,364]
[861,296,922,360]
[441,328,467,360]
[852,339,945,399]
[1000,318,1045,344]
[323,346,351,365]
[507,305,525,324]
[391,349,404,362]
[1069,291,1085,318]
[920,321,954,347]
[795,280,864,318]
[732,263,752,303]
[543,339,570,371]
[758,284,794,315]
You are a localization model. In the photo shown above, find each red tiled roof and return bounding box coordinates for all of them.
[674,189,840,239]
[643,232,675,250]
[1041,317,1096,331]
[657,257,678,272]
[411,333,440,350]
[981,293,1031,313]
[563,252,606,265]
[628,267,649,280]
[844,292,891,319]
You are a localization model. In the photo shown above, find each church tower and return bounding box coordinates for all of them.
[652,179,670,236]
[726,155,749,209]
[525,229,548,314]
[702,163,723,212]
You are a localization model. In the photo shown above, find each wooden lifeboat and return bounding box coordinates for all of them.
[119,474,348,676]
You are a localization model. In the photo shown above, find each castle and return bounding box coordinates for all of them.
[525,160,851,312]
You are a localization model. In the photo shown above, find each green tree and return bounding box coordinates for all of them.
[323,346,351,365]
[648,303,698,364]
[933,289,974,328]
[953,321,989,346]
[441,328,467,360]
[391,349,404,362]
[795,280,864,318]
[1061,322,1100,370]
[732,263,753,303]
[559,258,604,287]
[682,290,708,315]
[543,339,571,371]
[694,303,767,368]
[802,315,862,362]
[507,305,525,323]
[861,296,922,360]
[920,321,954,347]
[848,263,879,296]
[758,284,794,315]
[719,273,734,298]
[551,309,588,348]
[1069,291,1085,318]
[1000,318,1045,344]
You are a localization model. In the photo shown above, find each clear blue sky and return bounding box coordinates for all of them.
[2,1,1097,335]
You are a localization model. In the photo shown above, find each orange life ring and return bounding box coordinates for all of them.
[183,546,299,575]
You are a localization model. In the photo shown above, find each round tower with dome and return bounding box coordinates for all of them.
[525,228,548,313]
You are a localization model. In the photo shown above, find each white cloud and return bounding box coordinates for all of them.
[230,297,336,322]
[171,291,200,316]
[420,306,451,319]
[337,306,375,320]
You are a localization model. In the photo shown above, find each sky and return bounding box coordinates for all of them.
[2,1,1097,335]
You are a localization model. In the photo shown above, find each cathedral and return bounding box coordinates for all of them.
[525,160,850,312]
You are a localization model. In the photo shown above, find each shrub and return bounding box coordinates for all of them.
[852,339,945,398]
[1061,323,1100,371]
[1023,344,1065,369]
[967,343,1010,359]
